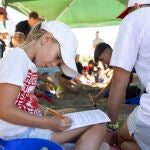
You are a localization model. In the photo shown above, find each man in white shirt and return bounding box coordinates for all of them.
[93,31,107,70]
[106,0,150,149]
[93,31,104,49]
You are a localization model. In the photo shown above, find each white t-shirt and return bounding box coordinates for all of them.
[0,48,40,137]
[93,38,104,48]
[110,7,150,125]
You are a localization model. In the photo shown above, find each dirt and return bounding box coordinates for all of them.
[38,83,136,125]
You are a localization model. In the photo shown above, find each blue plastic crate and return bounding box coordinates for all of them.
[0,138,63,150]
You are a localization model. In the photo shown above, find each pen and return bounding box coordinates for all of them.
[46,107,66,119]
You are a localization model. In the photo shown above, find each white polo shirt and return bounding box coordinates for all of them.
[110,7,150,125]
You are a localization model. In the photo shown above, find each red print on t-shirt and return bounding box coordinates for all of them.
[16,70,40,115]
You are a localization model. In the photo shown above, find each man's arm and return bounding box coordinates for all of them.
[107,66,131,124]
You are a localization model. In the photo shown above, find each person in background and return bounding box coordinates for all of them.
[3,32,25,57]
[0,7,8,58]
[75,54,83,74]
[0,7,8,21]
[106,0,150,149]
[57,55,95,93]
[0,20,106,150]
[89,43,113,106]
[84,59,97,83]
[9,32,25,47]
[93,31,104,49]
[87,59,95,76]
[0,39,5,58]
[90,42,141,108]
[93,31,107,70]
[15,11,39,38]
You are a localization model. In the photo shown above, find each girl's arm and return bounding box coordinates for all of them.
[0,83,71,132]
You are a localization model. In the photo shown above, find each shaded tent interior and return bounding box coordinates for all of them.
[4,0,128,27]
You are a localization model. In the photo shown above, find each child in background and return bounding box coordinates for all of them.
[9,32,25,48]
[90,42,140,107]
[0,21,106,150]
[3,32,25,57]
[82,59,96,84]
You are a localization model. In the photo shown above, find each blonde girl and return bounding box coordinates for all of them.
[0,21,106,150]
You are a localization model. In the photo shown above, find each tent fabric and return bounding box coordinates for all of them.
[6,0,128,28]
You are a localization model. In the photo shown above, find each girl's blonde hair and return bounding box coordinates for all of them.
[20,21,58,47]
[20,21,46,47]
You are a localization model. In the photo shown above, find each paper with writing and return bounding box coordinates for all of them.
[65,109,110,130]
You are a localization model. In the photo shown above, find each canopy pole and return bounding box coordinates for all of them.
[56,0,76,21]
[2,0,7,8]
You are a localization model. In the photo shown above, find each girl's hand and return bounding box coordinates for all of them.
[44,116,72,132]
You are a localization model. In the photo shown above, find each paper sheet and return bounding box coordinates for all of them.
[65,109,110,130]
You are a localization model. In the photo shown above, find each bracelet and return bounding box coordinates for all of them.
[106,122,119,130]
[44,108,48,116]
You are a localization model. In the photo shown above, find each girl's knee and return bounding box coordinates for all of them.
[120,141,137,150]
[121,141,141,150]
[94,123,106,131]
[120,141,127,150]
[92,123,106,137]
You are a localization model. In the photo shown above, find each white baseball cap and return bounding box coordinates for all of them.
[40,21,78,78]
[117,0,150,18]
